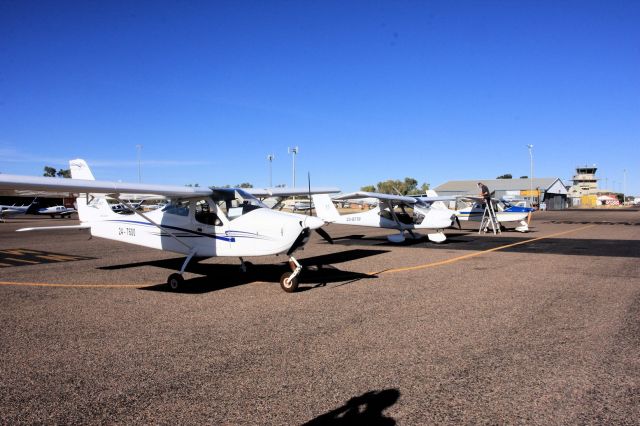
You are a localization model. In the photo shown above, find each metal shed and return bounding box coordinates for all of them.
[434,177,568,209]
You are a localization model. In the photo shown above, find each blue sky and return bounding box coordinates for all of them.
[1,1,638,194]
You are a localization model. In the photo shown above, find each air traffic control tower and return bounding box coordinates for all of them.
[568,165,599,205]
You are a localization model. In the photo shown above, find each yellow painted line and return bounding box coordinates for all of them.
[0,281,153,289]
[370,224,596,276]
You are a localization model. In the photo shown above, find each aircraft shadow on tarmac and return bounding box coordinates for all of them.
[327,233,640,259]
[302,388,400,426]
[98,248,387,294]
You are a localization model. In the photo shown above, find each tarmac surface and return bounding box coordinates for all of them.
[1,209,639,424]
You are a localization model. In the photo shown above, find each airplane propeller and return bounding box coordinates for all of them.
[454,216,462,230]
[308,171,333,244]
[315,227,334,244]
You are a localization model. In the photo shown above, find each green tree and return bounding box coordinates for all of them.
[43,166,70,178]
[376,179,403,195]
[361,177,428,195]
[237,182,253,188]
[43,166,57,177]
[520,175,528,179]
[56,169,71,178]
[496,174,512,179]
[403,177,419,194]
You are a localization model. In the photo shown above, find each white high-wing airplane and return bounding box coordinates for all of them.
[0,159,340,292]
[37,205,76,218]
[429,194,534,232]
[312,192,457,243]
[0,199,38,221]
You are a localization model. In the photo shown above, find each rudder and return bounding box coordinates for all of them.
[311,194,340,222]
[70,159,95,180]
[69,159,100,222]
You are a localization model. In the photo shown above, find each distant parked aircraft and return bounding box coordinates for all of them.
[430,193,534,232]
[0,199,38,221]
[37,205,76,218]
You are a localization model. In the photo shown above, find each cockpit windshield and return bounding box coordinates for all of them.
[212,189,268,220]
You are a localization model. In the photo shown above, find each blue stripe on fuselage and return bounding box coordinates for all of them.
[106,219,236,242]
[504,206,534,213]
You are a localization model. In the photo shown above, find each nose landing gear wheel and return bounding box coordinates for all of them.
[167,273,184,291]
[280,272,299,293]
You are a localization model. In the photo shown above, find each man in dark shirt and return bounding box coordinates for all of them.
[477,182,491,207]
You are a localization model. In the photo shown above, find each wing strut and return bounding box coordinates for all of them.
[114,196,193,251]
[383,200,408,242]
[115,196,199,291]
[385,200,404,230]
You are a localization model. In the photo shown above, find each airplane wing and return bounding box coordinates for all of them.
[0,174,340,199]
[247,187,340,197]
[0,174,214,197]
[331,191,418,204]
[457,195,488,203]
[414,195,458,203]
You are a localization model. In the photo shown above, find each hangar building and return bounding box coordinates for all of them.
[434,177,568,210]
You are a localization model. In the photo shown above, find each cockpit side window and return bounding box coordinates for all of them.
[211,189,267,221]
[194,199,223,226]
[162,200,190,216]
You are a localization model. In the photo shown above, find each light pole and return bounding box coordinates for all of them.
[136,144,143,183]
[623,169,626,205]
[526,144,534,206]
[266,154,275,187]
[288,146,299,188]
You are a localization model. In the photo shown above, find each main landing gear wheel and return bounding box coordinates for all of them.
[280,272,299,293]
[167,273,184,291]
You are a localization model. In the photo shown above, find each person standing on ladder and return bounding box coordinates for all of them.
[477,182,491,207]
[477,181,500,234]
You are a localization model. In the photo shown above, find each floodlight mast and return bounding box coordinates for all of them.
[526,144,534,207]
[288,146,299,188]
[135,144,143,183]
[267,154,275,187]
[623,169,626,205]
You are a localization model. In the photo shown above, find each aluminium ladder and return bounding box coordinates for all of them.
[479,199,501,235]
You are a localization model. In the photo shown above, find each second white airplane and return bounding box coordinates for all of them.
[312,192,456,243]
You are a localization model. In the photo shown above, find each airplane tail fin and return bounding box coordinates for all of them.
[70,159,96,180]
[69,159,99,222]
[25,197,40,215]
[311,194,340,222]
[425,189,451,210]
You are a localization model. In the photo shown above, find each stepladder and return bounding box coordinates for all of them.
[479,199,501,234]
